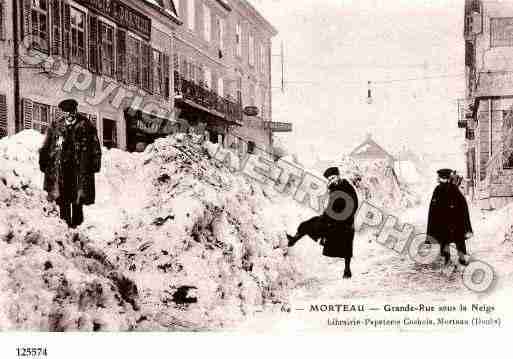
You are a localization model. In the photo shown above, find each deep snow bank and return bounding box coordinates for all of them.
[0,130,421,331]
[0,131,310,330]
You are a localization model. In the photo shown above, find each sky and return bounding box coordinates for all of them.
[248,0,467,170]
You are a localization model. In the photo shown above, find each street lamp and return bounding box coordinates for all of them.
[367,81,373,104]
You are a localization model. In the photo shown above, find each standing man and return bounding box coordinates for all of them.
[427,169,473,266]
[39,99,102,228]
[287,167,359,279]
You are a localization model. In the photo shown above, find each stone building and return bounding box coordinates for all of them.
[0,0,291,154]
[1,0,181,151]
[349,134,396,167]
[172,0,290,155]
[461,0,513,208]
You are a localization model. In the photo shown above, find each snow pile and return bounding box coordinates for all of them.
[0,132,140,330]
[336,156,420,210]
[498,203,513,244]
[0,130,309,330]
[0,129,425,331]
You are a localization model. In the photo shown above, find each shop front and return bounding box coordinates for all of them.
[124,109,178,152]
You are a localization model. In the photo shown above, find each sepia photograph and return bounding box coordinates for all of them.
[0,0,512,356]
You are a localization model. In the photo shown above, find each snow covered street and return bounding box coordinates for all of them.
[239,200,513,332]
[1,131,513,332]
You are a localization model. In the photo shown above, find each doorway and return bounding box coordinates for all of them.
[103,118,118,149]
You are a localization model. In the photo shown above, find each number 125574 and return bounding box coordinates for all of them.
[16,347,48,357]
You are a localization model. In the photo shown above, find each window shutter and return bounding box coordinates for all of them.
[149,48,154,94]
[22,98,33,130]
[181,57,187,79]
[163,53,170,99]
[173,53,179,72]
[97,22,103,74]
[51,0,62,55]
[116,28,127,83]
[0,94,7,138]
[136,39,142,87]
[52,106,64,123]
[0,2,4,40]
[62,1,71,61]
[141,43,151,92]
[88,14,99,73]
[22,0,32,42]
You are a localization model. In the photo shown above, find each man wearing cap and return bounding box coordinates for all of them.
[287,166,359,279]
[427,168,473,266]
[39,99,102,228]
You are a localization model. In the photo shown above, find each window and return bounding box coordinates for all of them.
[203,67,212,89]
[260,43,266,74]
[0,94,7,138]
[247,141,256,154]
[260,88,266,119]
[70,7,86,65]
[99,22,115,77]
[31,0,50,51]
[203,4,211,42]
[249,33,255,66]
[218,77,224,97]
[235,22,242,57]
[249,83,255,106]
[187,60,194,82]
[236,76,242,104]
[32,102,50,134]
[127,36,141,85]
[504,152,513,169]
[102,118,117,149]
[491,18,513,47]
[153,49,163,95]
[217,16,225,52]
[187,0,195,31]
[0,1,5,40]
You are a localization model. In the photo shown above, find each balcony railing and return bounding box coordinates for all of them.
[457,99,473,130]
[174,71,243,125]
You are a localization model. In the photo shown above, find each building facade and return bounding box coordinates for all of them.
[0,0,290,155]
[349,134,396,167]
[1,0,183,151]
[172,0,290,155]
[461,0,513,209]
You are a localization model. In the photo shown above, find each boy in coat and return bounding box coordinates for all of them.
[287,167,359,278]
[39,99,102,228]
[427,169,473,266]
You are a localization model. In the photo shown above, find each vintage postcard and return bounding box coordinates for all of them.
[0,0,512,356]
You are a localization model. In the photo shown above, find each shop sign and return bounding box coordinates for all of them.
[76,0,151,39]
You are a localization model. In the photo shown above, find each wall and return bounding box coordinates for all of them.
[0,0,15,136]
[173,0,275,152]
[475,2,513,74]
[13,0,176,150]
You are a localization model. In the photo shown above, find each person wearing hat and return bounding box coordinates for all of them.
[427,168,473,266]
[287,166,359,279]
[39,99,102,228]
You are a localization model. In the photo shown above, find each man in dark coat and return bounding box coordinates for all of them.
[427,169,473,266]
[39,99,102,228]
[287,167,359,279]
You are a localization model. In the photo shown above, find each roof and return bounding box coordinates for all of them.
[350,134,396,161]
[235,0,279,36]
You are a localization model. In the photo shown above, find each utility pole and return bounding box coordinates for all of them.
[281,41,284,93]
